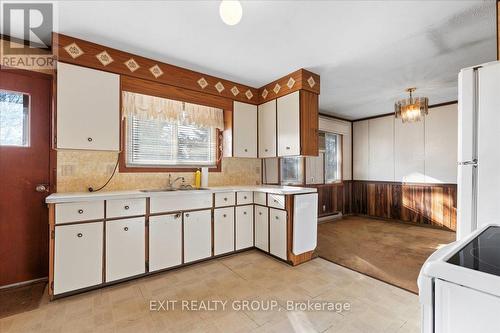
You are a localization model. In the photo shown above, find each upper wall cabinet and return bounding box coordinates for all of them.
[233,101,257,158]
[277,90,318,157]
[258,99,277,158]
[57,62,120,151]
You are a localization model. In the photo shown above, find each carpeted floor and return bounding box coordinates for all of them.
[0,281,47,319]
[316,216,456,294]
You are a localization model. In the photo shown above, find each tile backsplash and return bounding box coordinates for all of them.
[56,150,261,193]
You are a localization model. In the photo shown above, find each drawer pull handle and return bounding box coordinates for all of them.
[223,197,227,201]
[286,146,290,150]
[77,233,83,238]
[223,214,227,218]
[243,211,247,215]
[185,213,190,218]
[87,137,93,142]
[274,199,278,203]
[124,227,129,231]
[244,149,248,152]
[174,213,181,219]
[265,149,268,152]
[275,216,279,220]
[124,205,130,210]
[78,209,84,214]
[243,196,247,199]
[259,212,262,216]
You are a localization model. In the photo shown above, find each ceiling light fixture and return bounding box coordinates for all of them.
[395,88,429,123]
[219,0,242,26]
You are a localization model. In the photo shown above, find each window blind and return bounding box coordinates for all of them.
[127,116,216,167]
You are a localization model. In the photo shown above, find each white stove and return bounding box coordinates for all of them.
[418,224,500,333]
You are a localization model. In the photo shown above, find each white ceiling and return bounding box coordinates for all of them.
[56,0,497,119]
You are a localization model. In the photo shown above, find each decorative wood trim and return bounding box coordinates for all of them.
[258,69,320,103]
[48,204,55,298]
[299,90,319,156]
[53,33,260,104]
[319,113,352,123]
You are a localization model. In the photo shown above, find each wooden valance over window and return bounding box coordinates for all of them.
[122,91,224,130]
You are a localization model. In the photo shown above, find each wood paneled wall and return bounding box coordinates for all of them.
[351,181,457,231]
[309,182,352,217]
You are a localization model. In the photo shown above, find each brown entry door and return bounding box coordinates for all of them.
[0,69,52,287]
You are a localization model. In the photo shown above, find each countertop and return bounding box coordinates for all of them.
[45,185,317,204]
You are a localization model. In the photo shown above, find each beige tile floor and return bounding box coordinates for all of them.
[0,250,420,333]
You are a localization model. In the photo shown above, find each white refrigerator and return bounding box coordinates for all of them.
[457,61,500,239]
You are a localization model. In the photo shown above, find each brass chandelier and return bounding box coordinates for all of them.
[394,88,428,123]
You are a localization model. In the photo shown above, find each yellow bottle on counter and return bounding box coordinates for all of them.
[194,169,201,188]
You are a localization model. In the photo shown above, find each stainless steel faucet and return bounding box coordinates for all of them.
[167,174,185,189]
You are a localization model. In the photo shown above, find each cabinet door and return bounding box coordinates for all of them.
[254,205,269,252]
[57,62,119,151]
[235,205,254,250]
[149,213,182,272]
[183,209,212,263]
[277,91,300,156]
[269,209,287,260]
[306,153,324,184]
[233,101,257,157]
[214,207,235,255]
[258,99,277,157]
[54,222,103,295]
[106,217,145,282]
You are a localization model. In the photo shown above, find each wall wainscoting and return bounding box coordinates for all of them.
[351,181,457,231]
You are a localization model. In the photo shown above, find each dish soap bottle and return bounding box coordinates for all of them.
[194,169,201,188]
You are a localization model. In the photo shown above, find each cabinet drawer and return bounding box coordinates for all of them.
[54,222,103,295]
[237,191,253,205]
[268,194,285,210]
[105,217,145,282]
[150,193,212,214]
[55,201,104,224]
[214,192,236,207]
[214,207,235,255]
[106,198,146,218]
[254,192,267,206]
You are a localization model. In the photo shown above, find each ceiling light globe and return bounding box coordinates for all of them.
[219,0,242,26]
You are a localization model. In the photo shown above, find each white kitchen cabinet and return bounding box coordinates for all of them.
[106,198,146,219]
[368,116,395,181]
[55,200,104,224]
[254,192,267,206]
[277,91,300,156]
[268,194,285,209]
[254,205,269,251]
[233,101,257,157]
[236,191,253,205]
[183,209,212,263]
[258,99,277,157]
[106,217,145,282]
[57,62,119,151]
[149,213,182,272]
[235,205,254,250]
[214,192,236,207]
[54,222,103,295]
[214,207,235,255]
[353,120,369,180]
[306,153,324,184]
[269,208,287,260]
[150,192,212,213]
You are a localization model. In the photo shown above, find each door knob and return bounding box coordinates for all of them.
[35,184,49,193]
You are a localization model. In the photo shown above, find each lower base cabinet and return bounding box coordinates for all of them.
[54,222,103,295]
[149,213,182,272]
[214,207,235,255]
[106,217,145,282]
[183,209,212,263]
[269,208,287,260]
[236,205,254,250]
[254,205,269,251]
